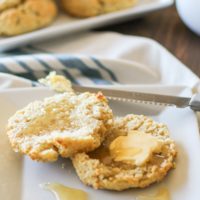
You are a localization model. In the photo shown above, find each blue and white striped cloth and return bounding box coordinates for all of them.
[0,32,199,93]
[0,54,119,86]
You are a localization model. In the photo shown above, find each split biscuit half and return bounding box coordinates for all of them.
[6,92,113,162]
[72,114,177,191]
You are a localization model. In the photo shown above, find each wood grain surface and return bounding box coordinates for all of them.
[98,6,200,77]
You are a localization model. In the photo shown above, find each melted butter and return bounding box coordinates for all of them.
[109,131,164,166]
[40,183,88,200]
[137,188,170,200]
[39,71,73,93]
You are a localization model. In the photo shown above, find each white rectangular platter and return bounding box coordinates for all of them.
[0,0,173,52]
[0,87,200,200]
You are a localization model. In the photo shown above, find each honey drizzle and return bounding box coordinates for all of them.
[136,188,170,200]
[40,183,88,200]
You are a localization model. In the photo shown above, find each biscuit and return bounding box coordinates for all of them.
[6,92,113,162]
[0,0,21,12]
[0,0,57,36]
[72,114,177,191]
[60,0,137,18]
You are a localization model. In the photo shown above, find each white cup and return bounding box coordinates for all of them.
[176,0,200,36]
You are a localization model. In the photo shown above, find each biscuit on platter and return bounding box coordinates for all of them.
[0,0,57,36]
[0,0,21,12]
[72,114,177,191]
[6,92,113,162]
[61,0,137,18]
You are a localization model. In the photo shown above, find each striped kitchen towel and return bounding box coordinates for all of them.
[0,32,199,92]
[0,54,119,86]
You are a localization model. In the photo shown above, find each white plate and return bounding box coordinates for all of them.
[0,86,200,200]
[0,0,173,52]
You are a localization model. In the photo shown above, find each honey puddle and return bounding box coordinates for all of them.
[136,188,170,200]
[40,183,88,200]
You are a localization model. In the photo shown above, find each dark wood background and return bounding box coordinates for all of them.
[98,6,200,77]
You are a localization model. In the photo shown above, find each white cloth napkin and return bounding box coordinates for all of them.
[0,31,199,92]
[6,31,198,89]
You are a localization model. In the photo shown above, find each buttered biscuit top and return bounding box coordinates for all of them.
[72,114,177,191]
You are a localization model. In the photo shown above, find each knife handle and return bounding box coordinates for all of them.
[189,94,200,111]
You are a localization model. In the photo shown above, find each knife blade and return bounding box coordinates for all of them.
[72,85,200,111]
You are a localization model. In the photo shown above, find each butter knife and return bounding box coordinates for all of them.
[72,85,200,111]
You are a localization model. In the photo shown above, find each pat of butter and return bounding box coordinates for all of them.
[39,71,73,93]
[109,131,163,166]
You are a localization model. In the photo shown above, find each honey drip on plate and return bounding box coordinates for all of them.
[136,188,170,200]
[40,183,88,200]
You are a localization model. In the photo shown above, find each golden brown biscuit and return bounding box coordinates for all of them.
[72,114,177,191]
[0,0,57,36]
[0,0,21,12]
[60,0,137,18]
[6,92,113,162]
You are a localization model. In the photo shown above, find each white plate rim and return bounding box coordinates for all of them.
[0,85,200,200]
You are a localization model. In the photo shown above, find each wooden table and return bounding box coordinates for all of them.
[98,6,200,77]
